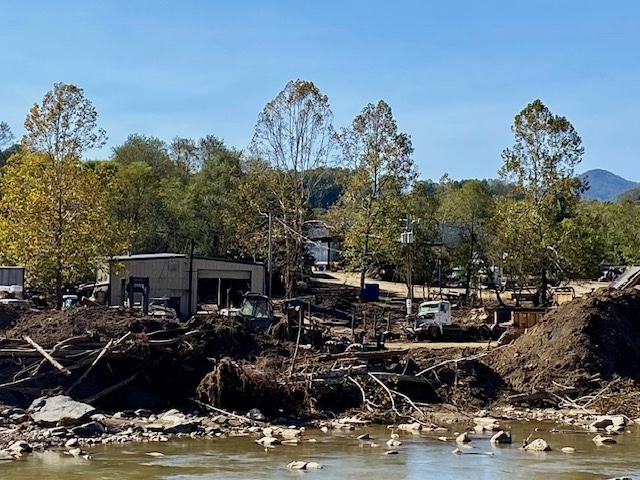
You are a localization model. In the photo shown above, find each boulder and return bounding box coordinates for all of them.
[160,409,180,417]
[287,461,307,469]
[145,413,199,434]
[0,451,16,461]
[524,439,551,452]
[490,430,512,444]
[212,415,229,425]
[28,396,95,426]
[397,422,422,432]
[281,428,302,439]
[70,421,105,437]
[590,415,627,431]
[561,447,576,453]
[357,433,371,440]
[8,440,32,454]
[455,432,471,444]
[256,436,280,446]
[9,412,28,423]
[246,408,266,421]
[593,434,617,445]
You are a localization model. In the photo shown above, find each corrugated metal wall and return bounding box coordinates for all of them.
[0,267,24,286]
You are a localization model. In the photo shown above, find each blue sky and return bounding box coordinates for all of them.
[1,0,638,181]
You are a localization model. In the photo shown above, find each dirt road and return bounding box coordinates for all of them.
[315,271,604,299]
[386,340,497,350]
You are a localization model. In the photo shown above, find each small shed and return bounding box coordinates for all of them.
[106,253,265,318]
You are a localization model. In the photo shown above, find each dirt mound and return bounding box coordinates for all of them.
[4,306,174,348]
[0,304,21,330]
[486,288,640,395]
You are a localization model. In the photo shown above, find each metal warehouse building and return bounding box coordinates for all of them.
[105,253,265,318]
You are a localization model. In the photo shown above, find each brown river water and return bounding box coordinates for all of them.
[3,422,640,479]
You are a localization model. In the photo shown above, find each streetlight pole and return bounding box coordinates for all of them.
[268,212,273,298]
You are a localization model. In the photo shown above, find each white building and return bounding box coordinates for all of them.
[103,253,265,318]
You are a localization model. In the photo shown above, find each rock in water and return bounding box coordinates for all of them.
[490,430,512,444]
[524,439,551,452]
[29,396,95,426]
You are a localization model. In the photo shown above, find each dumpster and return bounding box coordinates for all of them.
[362,283,380,302]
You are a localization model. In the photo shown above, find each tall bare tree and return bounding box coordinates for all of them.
[0,122,14,150]
[250,79,334,297]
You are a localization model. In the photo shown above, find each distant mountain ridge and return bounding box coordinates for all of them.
[580,169,640,202]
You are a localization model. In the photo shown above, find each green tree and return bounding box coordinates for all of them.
[498,99,585,304]
[597,201,640,265]
[438,179,494,300]
[17,83,113,307]
[250,79,335,297]
[112,134,176,178]
[183,138,243,256]
[108,161,173,253]
[0,153,129,301]
[331,100,416,300]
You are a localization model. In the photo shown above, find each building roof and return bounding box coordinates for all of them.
[110,253,264,266]
[112,253,186,261]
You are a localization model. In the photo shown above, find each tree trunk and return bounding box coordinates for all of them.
[540,267,548,307]
[55,264,63,310]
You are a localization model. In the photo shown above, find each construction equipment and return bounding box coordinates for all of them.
[120,276,150,315]
[237,292,275,329]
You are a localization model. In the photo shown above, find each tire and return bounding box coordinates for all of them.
[428,326,441,340]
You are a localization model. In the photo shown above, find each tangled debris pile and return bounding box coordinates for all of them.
[0,287,640,425]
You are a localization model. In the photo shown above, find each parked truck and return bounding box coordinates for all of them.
[404,300,502,341]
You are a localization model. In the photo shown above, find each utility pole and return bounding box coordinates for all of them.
[400,214,414,313]
[267,212,273,298]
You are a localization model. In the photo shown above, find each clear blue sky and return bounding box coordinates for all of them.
[1,0,638,181]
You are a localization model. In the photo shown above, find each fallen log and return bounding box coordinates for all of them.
[318,349,408,362]
[23,336,71,376]
[190,397,267,426]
